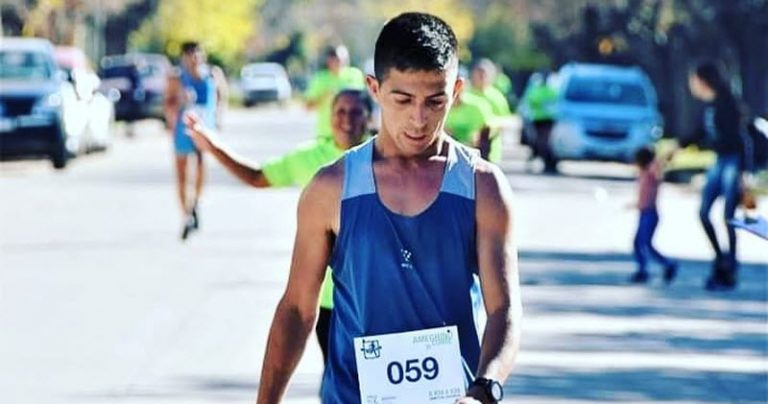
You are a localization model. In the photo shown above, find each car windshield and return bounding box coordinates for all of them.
[0,50,54,80]
[243,68,279,78]
[565,77,648,106]
[102,65,140,79]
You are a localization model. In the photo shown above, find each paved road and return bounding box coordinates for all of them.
[1,106,766,403]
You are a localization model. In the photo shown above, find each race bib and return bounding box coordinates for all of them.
[354,325,465,404]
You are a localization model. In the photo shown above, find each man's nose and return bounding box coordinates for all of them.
[409,104,428,128]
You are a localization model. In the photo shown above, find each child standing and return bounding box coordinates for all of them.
[629,147,678,284]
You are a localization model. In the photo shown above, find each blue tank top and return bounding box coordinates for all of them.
[174,66,217,137]
[322,137,482,403]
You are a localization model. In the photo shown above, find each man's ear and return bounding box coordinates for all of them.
[366,74,380,101]
[452,76,465,102]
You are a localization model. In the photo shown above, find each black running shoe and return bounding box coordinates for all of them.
[663,262,678,285]
[180,216,196,241]
[629,271,649,284]
[704,257,737,291]
[191,204,199,230]
[704,275,736,291]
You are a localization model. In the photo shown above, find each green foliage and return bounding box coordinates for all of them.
[129,0,262,71]
[469,4,550,71]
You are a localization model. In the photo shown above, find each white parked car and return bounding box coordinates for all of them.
[240,62,292,106]
[54,46,115,153]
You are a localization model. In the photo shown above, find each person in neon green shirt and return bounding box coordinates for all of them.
[445,89,495,159]
[305,45,366,140]
[184,89,372,366]
[494,69,513,100]
[520,71,559,172]
[467,59,512,163]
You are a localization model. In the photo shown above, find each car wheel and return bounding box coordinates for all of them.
[50,126,68,169]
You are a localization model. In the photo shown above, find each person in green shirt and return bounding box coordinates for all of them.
[468,58,512,163]
[304,45,366,141]
[183,89,372,366]
[520,71,559,173]
[445,88,495,159]
[493,69,513,99]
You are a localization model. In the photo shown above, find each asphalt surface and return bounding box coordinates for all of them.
[1,106,766,403]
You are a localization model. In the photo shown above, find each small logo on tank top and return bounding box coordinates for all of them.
[360,339,382,359]
[400,249,414,270]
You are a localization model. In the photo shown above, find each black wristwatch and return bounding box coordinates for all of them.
[471,377,504,403]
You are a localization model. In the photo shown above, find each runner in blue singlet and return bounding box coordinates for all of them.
[164,41,227,241]
[256,13,522,404]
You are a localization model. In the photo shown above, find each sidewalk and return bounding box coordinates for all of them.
[507,251,767,403]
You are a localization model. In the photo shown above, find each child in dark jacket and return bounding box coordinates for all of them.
[629,147,678,284]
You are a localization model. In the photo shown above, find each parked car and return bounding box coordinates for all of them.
[547,63,663,162]
[54,46,115,152]
[240,62,292,106]
[99,53,170,121]
[0,37,74,168]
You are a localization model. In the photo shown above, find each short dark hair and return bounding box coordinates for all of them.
[373,12,458,81]
[692,61,728,95]
[181,41,201,54]
[332,89,373,115]
[634,146,656,168]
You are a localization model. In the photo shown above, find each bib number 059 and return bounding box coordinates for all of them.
[386,357,439,385]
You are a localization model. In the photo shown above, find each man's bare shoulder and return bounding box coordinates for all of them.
[300,158,345,206]
[474,159,514,213]
[297,158,344,232]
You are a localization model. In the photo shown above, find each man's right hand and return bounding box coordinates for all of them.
[183,112,215,152]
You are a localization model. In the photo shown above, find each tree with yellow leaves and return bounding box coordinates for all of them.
[130,0,261,71]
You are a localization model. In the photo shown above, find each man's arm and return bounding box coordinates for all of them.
[462,162,523,403]
[164,72,182,132]
[184,113,271,187]
[256,163,342,403]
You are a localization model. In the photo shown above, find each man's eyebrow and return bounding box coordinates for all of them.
[389,89,447,98]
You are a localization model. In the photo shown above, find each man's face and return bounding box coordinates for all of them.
[331,94,369,149]
[182,49,204,71]
[326,55,342,73]
[367,66,462,156]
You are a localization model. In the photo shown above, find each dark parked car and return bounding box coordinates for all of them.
[0,37,72,168]
[99,53,170,122]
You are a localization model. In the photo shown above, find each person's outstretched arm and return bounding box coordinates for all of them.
[183,113,271,187]
[256,162,341,403]
[459,162,523,403]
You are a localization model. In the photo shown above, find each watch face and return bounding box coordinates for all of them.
[490,381,503,400]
